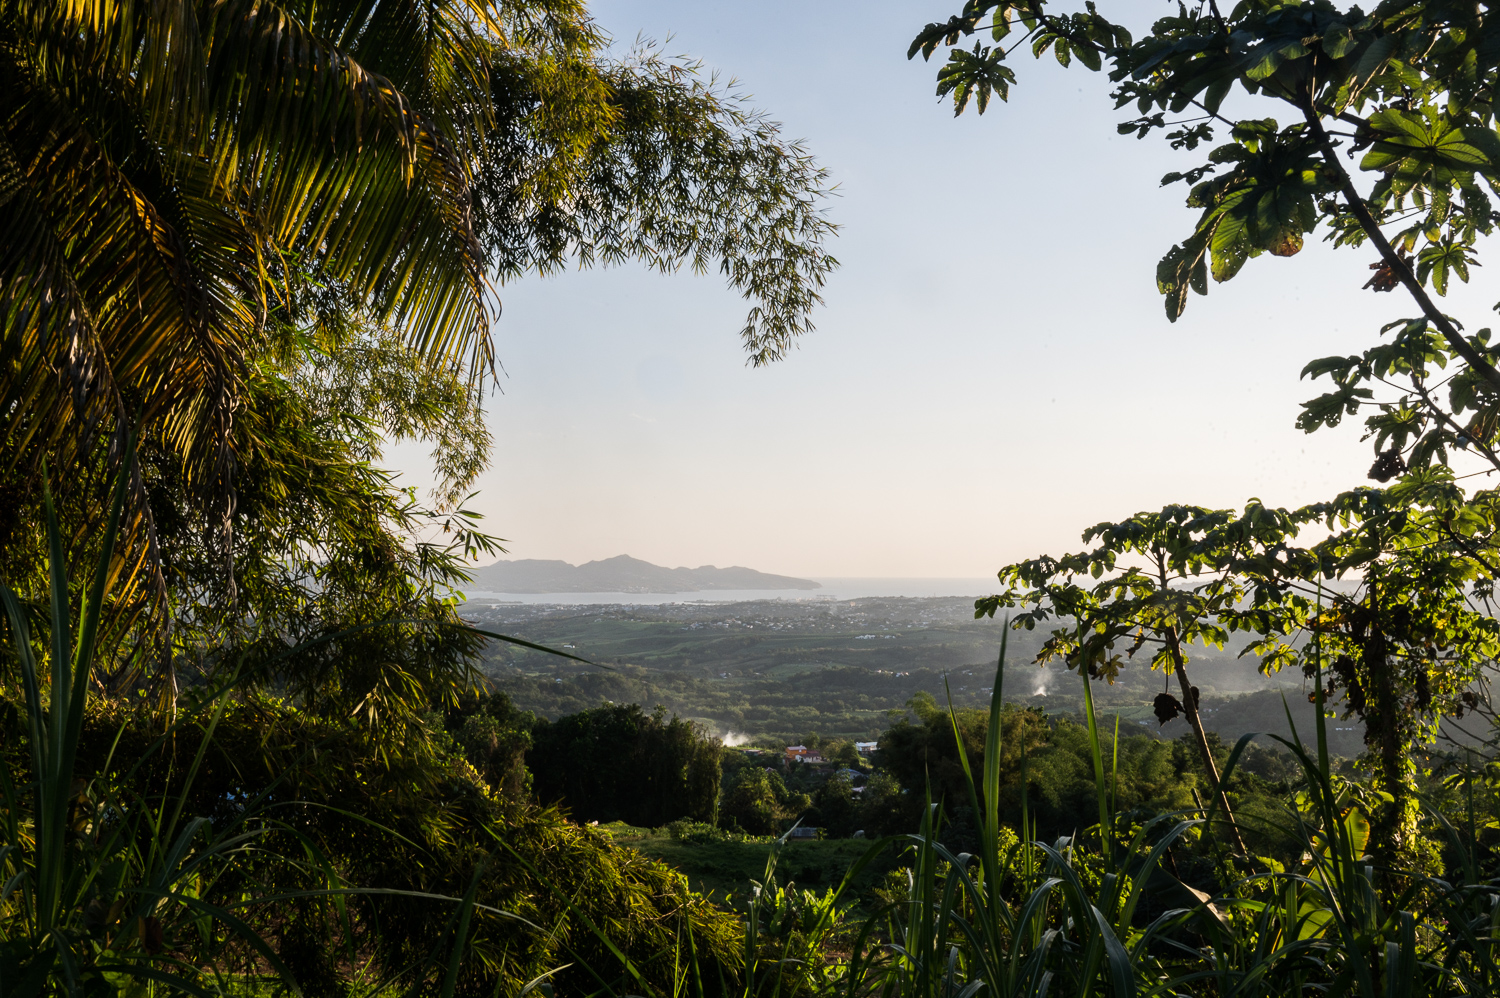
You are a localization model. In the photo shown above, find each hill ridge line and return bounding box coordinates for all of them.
[467,554,822,593]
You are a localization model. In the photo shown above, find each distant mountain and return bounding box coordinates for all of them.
[466,555,821,594]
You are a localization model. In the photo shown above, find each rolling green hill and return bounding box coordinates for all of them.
[464,596,1337,746]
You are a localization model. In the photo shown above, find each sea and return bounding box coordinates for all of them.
[458,577,998,606]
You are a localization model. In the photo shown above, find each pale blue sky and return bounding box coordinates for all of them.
[389,0,1497,577]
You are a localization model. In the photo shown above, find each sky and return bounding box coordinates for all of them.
[388,0,1500,579]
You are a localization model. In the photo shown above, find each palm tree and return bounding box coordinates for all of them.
[1,0,838,694]
[1,0,503,636]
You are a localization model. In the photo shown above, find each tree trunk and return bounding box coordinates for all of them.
[1360,610,1413,865]
[1163,624,1250,859]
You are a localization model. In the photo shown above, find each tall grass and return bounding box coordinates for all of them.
[806,624,1500,998]
[0,466,539,998]
[10,459,1495,998]
[0,466,307,995]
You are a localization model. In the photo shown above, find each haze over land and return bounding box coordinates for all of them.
[468,554,821,593]
[461,595,1386,753]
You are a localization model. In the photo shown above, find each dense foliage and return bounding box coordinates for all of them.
[907,0,1500,868]
[527,702,723,827]
[6,513,1500,996]
[10,0,1500,994]
[0,0,838,709]
[0,1,840,994]
[63,694,743,997]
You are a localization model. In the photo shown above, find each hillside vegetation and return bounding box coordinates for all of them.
[11,0,1500,994]
[465,597,1386,749]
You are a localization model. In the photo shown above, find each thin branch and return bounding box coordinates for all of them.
[1187,97,1236,128]
[1302,105,1500,398]
[1437,522,1500,581]
[1408,376,1500,474]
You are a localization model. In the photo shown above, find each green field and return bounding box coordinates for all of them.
[602,826,898,903]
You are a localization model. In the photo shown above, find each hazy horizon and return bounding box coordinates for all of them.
[474,552,992,579]
[461,576,1000,605]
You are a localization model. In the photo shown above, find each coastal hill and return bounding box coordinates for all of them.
[467,554,821,593]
